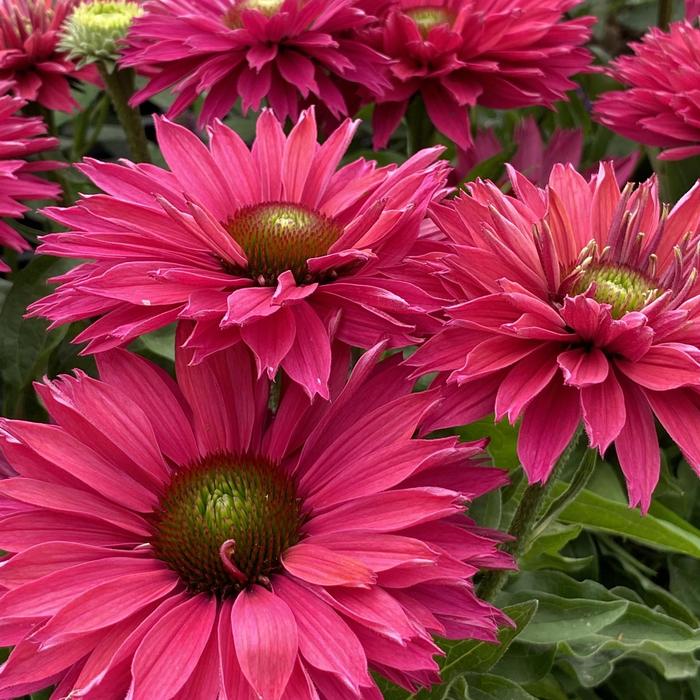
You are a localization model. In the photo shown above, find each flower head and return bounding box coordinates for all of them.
[0,81,63,271]
[456,117,639,187]
[29,107,449,399]
[59,0,143,68]
[369,0,594,150]
[122,0,391,126]
[0,0,99,111]
[0,341,510,699]
[411,163,700,511]
[594,21,700,161]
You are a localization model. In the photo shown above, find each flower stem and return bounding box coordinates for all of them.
[97,64,151,163]
[406,95,435,155]
[657,0,673,29]
[477,427,585,602]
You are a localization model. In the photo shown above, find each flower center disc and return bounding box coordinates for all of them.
[223,0,285,28]
[226,202,343,285]
[572,264,659,318]
[404,7,454,36]
[72,1,141,28]
[151,454,303,597]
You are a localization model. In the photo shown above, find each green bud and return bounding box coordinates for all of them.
[59,1,142,68]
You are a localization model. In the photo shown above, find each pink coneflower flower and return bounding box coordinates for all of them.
[369,0,594,150]
[122,0,391,126]
[594,22,700,161]
[0,81,63,272]
[456,117,638,187]
[0,0,99,112]
[0,341,510,699]
[28,108,449,399]
[410,163,700,511]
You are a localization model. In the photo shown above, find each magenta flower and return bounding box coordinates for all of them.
[0,0,99,112]
[0,81,63,272]
[369,0,594,150]
[411,163,700,511]
[0,341,510,699]
[29,108,449,399]
[594,22,700,161]
[122,0,391,126]
[456,117,638,187]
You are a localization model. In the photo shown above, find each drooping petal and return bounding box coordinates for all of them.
[232,585,298,700]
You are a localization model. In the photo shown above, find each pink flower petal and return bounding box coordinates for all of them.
[232,585,298,700]
[274,576,370,692]
[616,344,700,390]
[128,593,217,700]
[280,303,331,399]
[558,347,609,387]
[580,370,626,453]
[518,379,581,483]
[615,379,660,512]
[282,543,376,587]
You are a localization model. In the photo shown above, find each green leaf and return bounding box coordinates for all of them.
[521,523,583,570]
[462,674,537,700]
[490,641,557,685]
[669,556,700,617]
[0,257,72,417]
[501,572,700,686]
[129,323,176,363]
[457,418,519,470]
[554,483,700,558]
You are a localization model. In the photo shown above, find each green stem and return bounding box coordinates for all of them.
[35,107,73,205]
[531,449,598,539]
[657,0,673,29]
[97,64,151,163]
[405,96,435,156]
[477,427,585,602]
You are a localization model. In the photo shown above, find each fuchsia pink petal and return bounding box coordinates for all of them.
[411,162,700,507]
[232,586,298,700]
[595,21,700,161]
[370,0,594,148]
[31,107,449,399]
[123,0,391,126]
[0,344,510,698]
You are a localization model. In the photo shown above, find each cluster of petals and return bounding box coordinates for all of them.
[456,116,638,187]
[411,162,700,510]
[369,0,594,150]
[122,0,392,126]
[29,107,450,399]
[594,21,700,161]
[0,80,63,272]
[0,0,99,112]
[0,340,511,699]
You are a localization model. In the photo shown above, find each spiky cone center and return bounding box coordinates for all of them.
[404,6,454,36]
[573,264,660,318]
[59,1,142,64]
[226,202,343,285]
[151,453,303,597]
[223,0,285,28]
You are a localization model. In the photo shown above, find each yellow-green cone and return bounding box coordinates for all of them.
[59,1,142,68]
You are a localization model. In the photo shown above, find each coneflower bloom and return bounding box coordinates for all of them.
[594,22,700,161]
[456,117,638,187]
[122,0,391,126]
[0,81,63,272]
[0,341,510,699]
[411,163,700,511]
[0,0,99,112]
[28,108,449,399]
[369,0,594,150]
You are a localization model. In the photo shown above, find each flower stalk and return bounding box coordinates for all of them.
[477,427,588,602]
[97,64,151,163]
